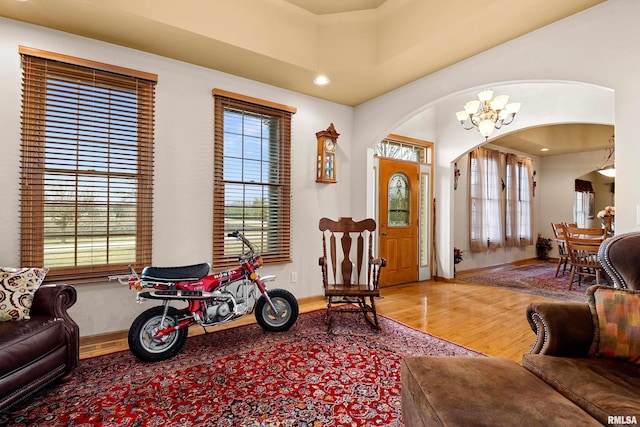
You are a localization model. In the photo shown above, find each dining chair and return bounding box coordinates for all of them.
[564,235,608,290]
[563,225,607,241]
[550,222,570,277]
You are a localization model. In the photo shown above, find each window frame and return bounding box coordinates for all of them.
[212,89,296,268]
[19,46,156,283]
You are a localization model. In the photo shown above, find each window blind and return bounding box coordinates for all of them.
[212,91,294,268]
[20,47,156,283]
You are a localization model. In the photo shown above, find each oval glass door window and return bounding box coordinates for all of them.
[388,172,410,226]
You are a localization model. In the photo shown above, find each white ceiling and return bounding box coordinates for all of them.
[0,0,606,106]
[491,124,614,158]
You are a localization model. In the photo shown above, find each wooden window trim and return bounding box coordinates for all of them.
[19,46,158,82]
[212,88,296,114]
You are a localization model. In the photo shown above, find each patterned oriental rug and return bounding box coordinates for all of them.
[2,309,481,427]
[458,261,591,302]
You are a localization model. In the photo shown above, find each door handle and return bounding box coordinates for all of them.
[381,232,387,236]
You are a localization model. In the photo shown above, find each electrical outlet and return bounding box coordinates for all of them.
[290,272,298,283]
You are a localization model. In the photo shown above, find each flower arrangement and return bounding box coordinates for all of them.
[597,206,615,218]
[536,234,553,251]
[454,247,464,264]
[536,234,553,260]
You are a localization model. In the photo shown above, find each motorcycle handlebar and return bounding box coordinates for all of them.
[227,231,257,258]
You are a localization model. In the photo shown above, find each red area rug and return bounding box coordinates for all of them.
[458,261,601,302]
[2,309,481,426]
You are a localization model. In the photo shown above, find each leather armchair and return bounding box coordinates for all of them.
[526,300,593,357]
[528,231,640,357]
[598,230,640,289]
[524,232,640,424]
[0,284,79,412]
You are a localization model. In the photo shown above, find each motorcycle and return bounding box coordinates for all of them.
[110,231,299,362]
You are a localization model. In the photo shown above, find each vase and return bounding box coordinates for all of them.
[602,216,614,235]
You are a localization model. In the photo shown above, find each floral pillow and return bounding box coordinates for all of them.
[0,267,49,322]
[587,285,640,365]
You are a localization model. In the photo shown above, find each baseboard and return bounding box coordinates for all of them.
[80,330,127,347]
[434,275,456,283]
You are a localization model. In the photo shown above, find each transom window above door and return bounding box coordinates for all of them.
[376,137,432,164]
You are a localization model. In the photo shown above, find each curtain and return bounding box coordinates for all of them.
[469,148,485,252]
[519,157,534,245]
[504,154,519,247]
[469,147,504,252]
[504,154,533,247]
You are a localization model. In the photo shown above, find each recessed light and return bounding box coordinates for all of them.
[540,148,550,152]
[313,75,330,86]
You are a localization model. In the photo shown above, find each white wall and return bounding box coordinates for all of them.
[540,151,616,231]
[0,18,353,336]
[4,0,640,335]
[354,0,639,278]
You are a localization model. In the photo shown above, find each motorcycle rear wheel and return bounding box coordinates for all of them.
[128,306,188,362]
[255,288,299,332]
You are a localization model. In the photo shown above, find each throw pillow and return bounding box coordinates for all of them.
[587,285,640,365]
[0,267,49,322]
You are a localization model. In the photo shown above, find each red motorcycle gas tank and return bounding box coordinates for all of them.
[177,267,246,292]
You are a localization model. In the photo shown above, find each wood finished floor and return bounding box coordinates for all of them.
[80,264,556,364]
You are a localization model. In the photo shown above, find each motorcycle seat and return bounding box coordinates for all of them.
[141,263,211,282]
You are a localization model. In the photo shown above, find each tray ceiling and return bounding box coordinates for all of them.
[0,0,606,106]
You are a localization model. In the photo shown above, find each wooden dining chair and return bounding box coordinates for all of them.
[550,222,570,277]
[318,217,386,330]
[564,235,608,290]
[563,224,607,241]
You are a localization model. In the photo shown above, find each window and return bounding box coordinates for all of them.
[574,192,588,227]
[505,154,533,246]
[470,148,533,252]
[574,179,594,227]
[376,137,431,164]
[469,147,503,251]
[20,47,156,283]
[388,173,410,226]
[212,90,295,268]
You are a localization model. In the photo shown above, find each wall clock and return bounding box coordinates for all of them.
[316,123,340,183]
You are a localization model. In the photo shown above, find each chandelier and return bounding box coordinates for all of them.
[597,135,615,177]
[455,90,521,139]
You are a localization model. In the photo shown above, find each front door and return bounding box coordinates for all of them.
[379,158,419,286]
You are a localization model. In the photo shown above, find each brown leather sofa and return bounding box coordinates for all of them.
[401,232,640,426]
[0,284,79,412]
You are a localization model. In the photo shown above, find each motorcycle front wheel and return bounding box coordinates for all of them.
[255,289,299,332]
[128,306,188,362]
